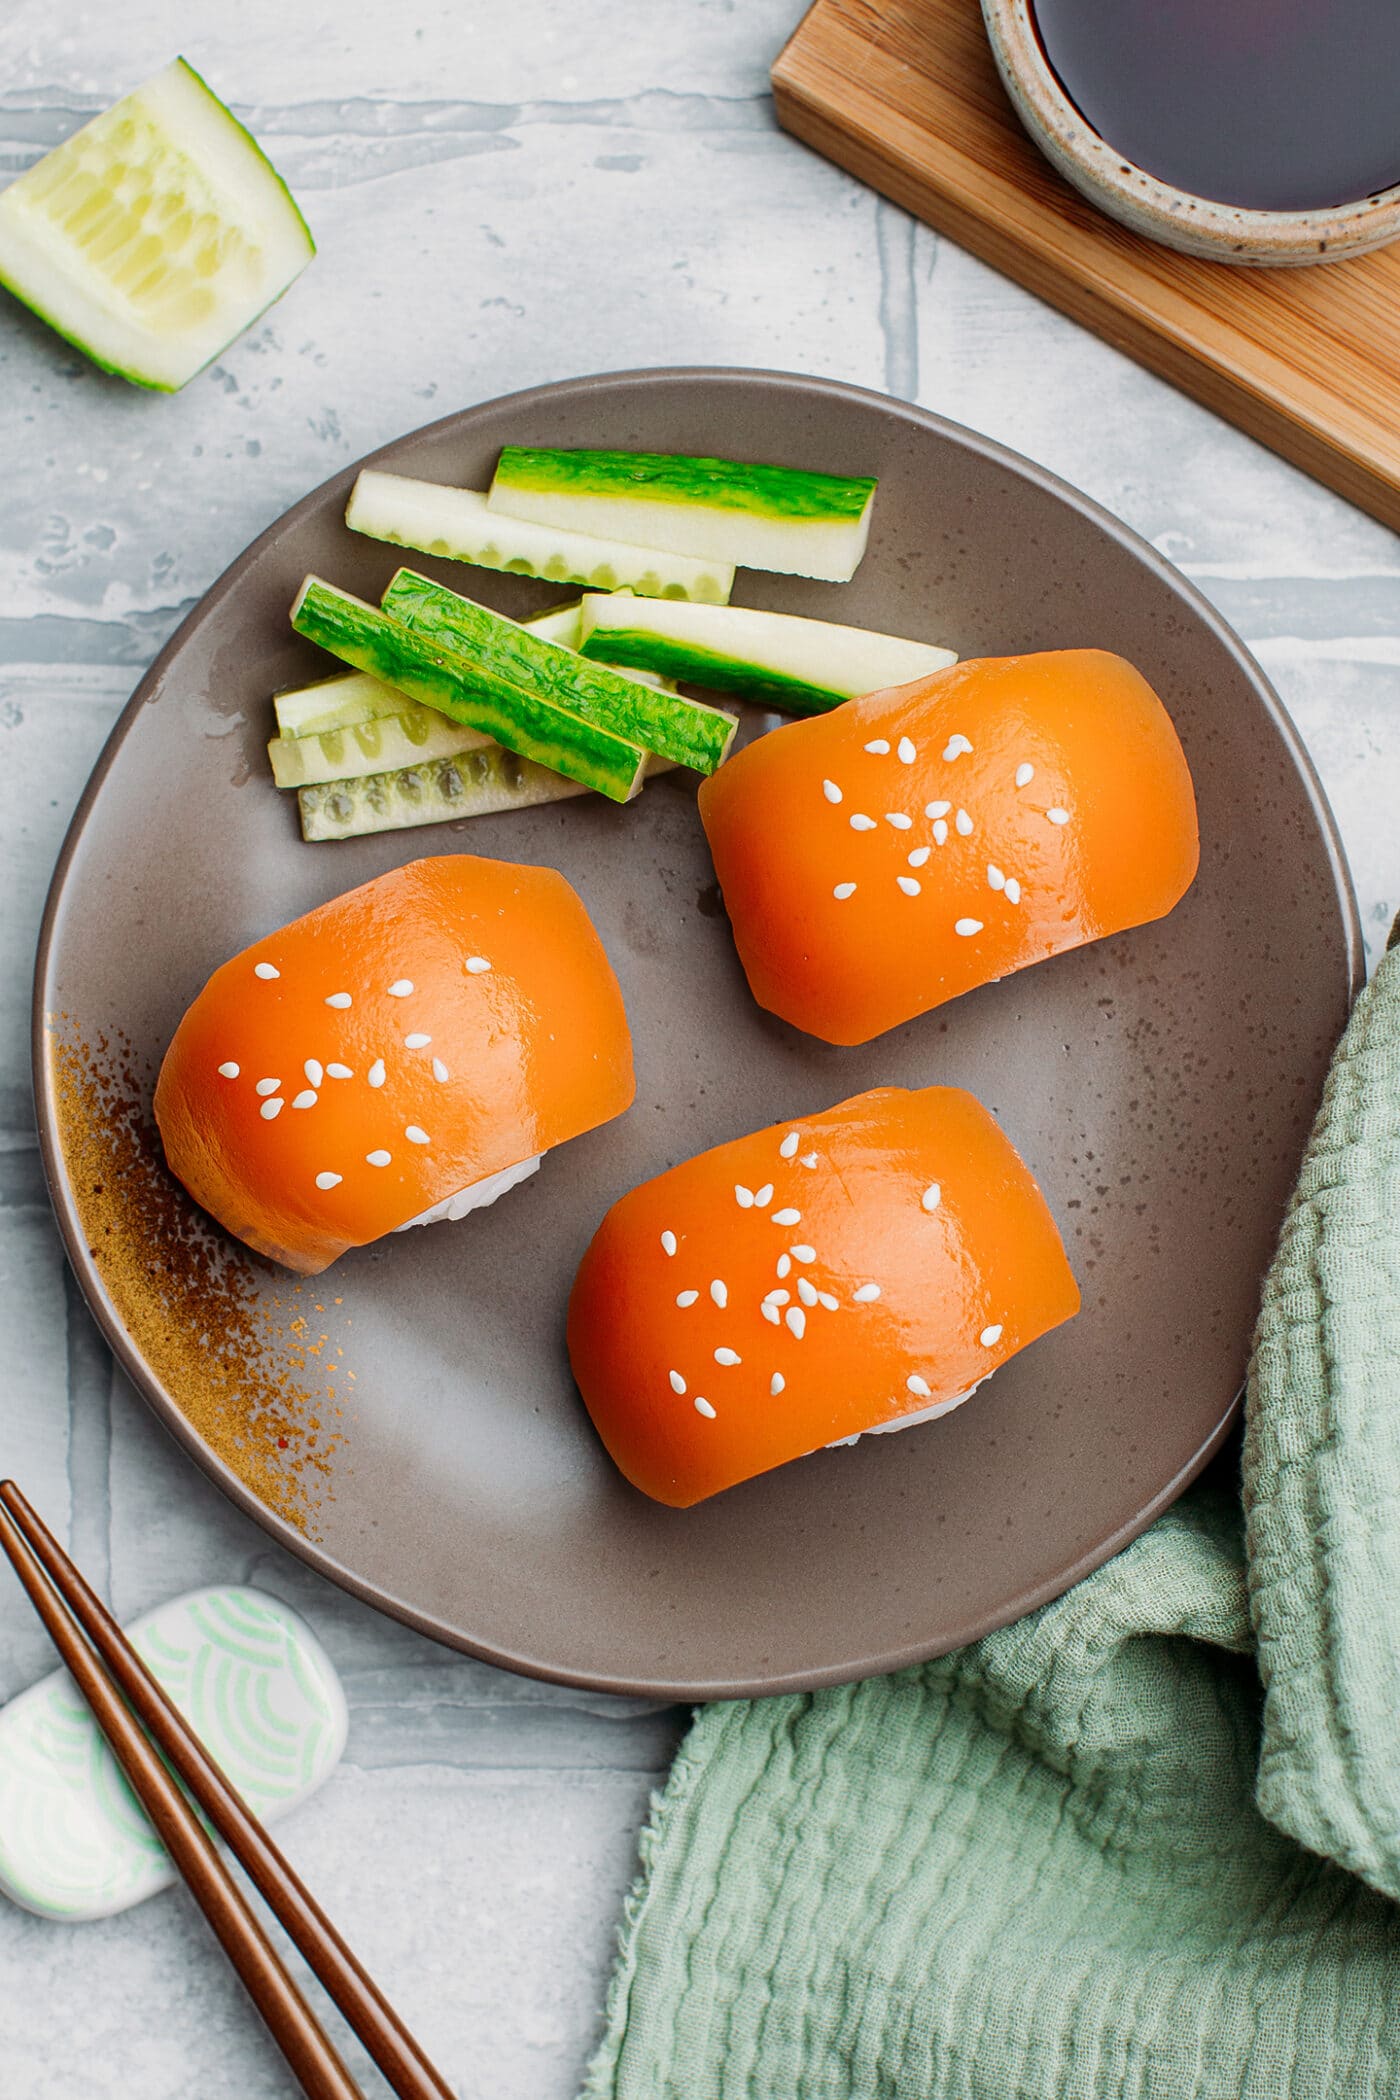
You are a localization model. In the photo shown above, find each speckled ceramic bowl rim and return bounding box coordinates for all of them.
[982,0,1400,266]
[31,367,1363,1699]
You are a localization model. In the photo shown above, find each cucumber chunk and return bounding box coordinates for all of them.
[345,471,734,603]
[290,577,646,805]
[298,749,592,841]
[268,709,493,790]
[380,569,737,776]
[0,59,313,391]
[488,448,877,583]
[577,596,957,713]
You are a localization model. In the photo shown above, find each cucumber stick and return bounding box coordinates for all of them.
[577,596,957,713]
[268,709,493,791]
[290,578,646,804]
[520,601,585,648]
[0,59,313,391]
[345,471,734,603]
[298,748,590,842]
[273,671,424,740]
[488,447,877,583]
[380,569,737,776]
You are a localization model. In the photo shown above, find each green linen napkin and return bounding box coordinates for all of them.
[585,937,1400,2100]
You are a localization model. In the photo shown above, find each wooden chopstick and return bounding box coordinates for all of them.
[0,1481,457,2100]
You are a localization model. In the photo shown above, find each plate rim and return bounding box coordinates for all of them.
[30,364,1365,1698]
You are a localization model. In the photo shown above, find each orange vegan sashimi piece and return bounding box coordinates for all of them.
[698,649,1199,1045]
[155,855,635,1275]
[568,1085,1079,1508]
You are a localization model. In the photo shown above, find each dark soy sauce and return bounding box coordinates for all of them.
[1029,0,1400,212]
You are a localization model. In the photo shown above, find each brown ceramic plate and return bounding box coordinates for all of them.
[33,368,1360,1697]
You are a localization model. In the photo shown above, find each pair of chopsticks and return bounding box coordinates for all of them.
[0,1481,457,2100]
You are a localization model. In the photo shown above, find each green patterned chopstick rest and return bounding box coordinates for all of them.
[0,1585,346,1921]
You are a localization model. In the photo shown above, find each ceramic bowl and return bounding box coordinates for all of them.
[982,0,1400,266]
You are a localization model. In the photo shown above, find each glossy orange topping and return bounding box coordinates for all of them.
[568,1085,1079,1507]
[155,855,634,1274]
[698,649,1199,1045]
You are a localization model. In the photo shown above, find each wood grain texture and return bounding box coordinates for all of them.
[772,0,1400,532]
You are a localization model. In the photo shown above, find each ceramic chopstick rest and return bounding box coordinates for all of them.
[0,1585,346,1921]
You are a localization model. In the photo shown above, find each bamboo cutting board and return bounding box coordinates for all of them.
[772,0,1400,533]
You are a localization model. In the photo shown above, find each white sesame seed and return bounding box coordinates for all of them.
[797,1277,818,1308]
[762,1304,780,1325]
[735,1185,754,1208]
[1015,763,1035,788]
[833,882,857,901]
[260,1098,284,1121]
[822,779,843,804]
[661,1230,678,1256]
[466,957,491,974]
[987,864,1006,890]
[254,963,279,981]
[405,1033,431,1049]
[366,1149,392,1167]
[677,1290,699,1308]
[885,812,912,830]
[710,1279,728,1308]
[291,1090,318,1111]
[864,738,890,755]
[325,992,352,1009]
[431,1058,449,1083]
[955,808,973,836]
[1004,878,1022,905]
[715,1347,741,1367]
[764,1289,791,1306]
[776,1253,792,1279]
[955,918,984,937]
[907,1374,932,1398]
[908,846,931,868]
[791,1245,816,1263]
[255,1077,281,1097]
[754,1183,774,1208]
[780,1132,800,1158]
[853,1283,881,1303]
[388,980,414,997]
[405,1126,430,1145]
[1046,807,1070,826]
[850,813,876,831]
[786,1306,807,1339]
[669,1370,687,1394]
[925,799,951,819]
[770,1374,785,1396]
[326,1063,352,1080]
[897,737,916,764]
[368,1060,386,1088]
[942,734,972,761]
[772,1207,801,1227]
[922,1184,942,1211]
[980,1324,1004,1347]
[932,819,949,845]
[897,876,922,897]
[694,1397,716,1419]
[315,1172,342,1191]
[800,1154,819,1169]
[217,1062,239,1079]
[817,1291,839,1312]
[303,1060,323,1088]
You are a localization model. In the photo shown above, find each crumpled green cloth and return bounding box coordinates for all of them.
[585,940,1400,2100]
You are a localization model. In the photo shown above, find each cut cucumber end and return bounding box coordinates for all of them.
[0,57,313,391]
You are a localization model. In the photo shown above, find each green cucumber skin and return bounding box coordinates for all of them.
[579,625,848,715]
[493,448,876,524]
[290,578,645,805]
[298,749,588,842]
[380,569,736,775]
